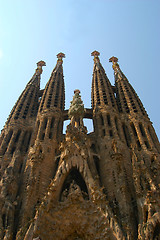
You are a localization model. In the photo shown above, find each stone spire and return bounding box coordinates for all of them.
[35,60,46,76]
[33,53,65,144]
[110,57,160,152]
[6,61,46,124]
[0,61,46,157]
[91,51,121,141]
[109,56,148,116]
[17,54,66,232]
[39,53,65,112]
[91,51,117,109]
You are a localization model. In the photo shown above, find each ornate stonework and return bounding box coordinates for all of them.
[0,52,160,240]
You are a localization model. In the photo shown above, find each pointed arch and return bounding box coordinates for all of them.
[50,154,98,202]
[59,168,89,201]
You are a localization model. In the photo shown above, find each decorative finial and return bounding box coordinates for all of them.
[74,89,81,94]
[37,60,46,67]
[109,56,119,71]
[91,50,100,63]
[91,51,100,57]
[36,60,46,75]
[68,89,85,128]
[57,52,65,64]
[109,56,118,63]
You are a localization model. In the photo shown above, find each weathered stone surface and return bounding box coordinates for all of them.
[0,52,160,240]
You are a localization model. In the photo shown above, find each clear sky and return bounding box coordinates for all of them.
[0,0,159,139]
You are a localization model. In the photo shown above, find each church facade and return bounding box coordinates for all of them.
[0,51,160,240]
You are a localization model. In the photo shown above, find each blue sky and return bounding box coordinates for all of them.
[0,0,160,139]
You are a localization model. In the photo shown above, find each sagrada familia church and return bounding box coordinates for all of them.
[0,51,160,240]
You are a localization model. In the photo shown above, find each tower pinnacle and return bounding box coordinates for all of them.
[56,52,65,64]
[91,50,100,63]
[109,56,118,63]
[36,60,46,75]
[109,56,120,72]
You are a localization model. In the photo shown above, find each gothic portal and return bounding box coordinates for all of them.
[0,51,160,240]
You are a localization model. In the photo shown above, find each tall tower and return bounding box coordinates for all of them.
[0,52,160,240]
[0,61,45,174]
[109,57,160,239]
[17,53,66,233]
[0,61,46,239]
[91,51,138,238]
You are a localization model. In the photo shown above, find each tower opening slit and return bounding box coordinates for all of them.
[130,123,141,150]
[139,123,150,149]
[1,129,13,155]
[93,155,100,176]
[115,117,121,139]
[122,123,131,147]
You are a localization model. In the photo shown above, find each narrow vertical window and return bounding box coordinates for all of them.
[107,114,111,126]
[139,123,146,137]
[122,123,131,147]
[43,118,48,130]
[0,133,5,147]
[109,130,113,137]
[39,118,48,140]
[130,123,141,150]
[1,129,13,155]
[115,117,121,139]
[10,130,21,155]
[25,131,32,152]
[20,130,32,152]
[102,129,105,137]
[148,126,160,152]
[57,119,60,139]
[49,117,55,139]
[95,73,100,105]
[139,123,150,149]
[100,114,104,126]
[93,155,100,176]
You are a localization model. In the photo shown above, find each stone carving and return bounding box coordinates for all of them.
[0,53,159,240]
